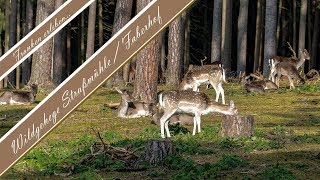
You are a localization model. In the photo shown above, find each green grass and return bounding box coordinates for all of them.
[1,83,320,179]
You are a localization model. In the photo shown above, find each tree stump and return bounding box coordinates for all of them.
[141,139,175,165]
[220,115,254,138]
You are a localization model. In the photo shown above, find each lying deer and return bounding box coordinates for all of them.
[239,72,278,93]
[158,90,237,138]
[116,89,153,118]
[0,84,38,105]
[270,62,305,89]
[180,65,226,104]
[269,49,310,82]
[153,111,194,126]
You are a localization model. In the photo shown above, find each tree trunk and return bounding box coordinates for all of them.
[3,0,11,88]
[53,0,65,86]
[133,0,161,104]
[221,0,232,72]
[106,0,133,87]
[141,140,175,165]
[98,0,103,47]
[183,11,190,74]
[9,0,18,87]
[66,24,71,76]
[220,115,254,138]
[254,0,262,72]
[237,0,249,73]
[211,0,222,63]
[16,0,21,89]
[0,31,2,88]
[160,31,166,83]
[306,0,312,70]
[276,0,282,44]
[293,0,297,51]
[166,16,185,86]
[28,0,55,89]
[311,8,320,69]
[263,0,277,76]
[86,1,96,60]
[298,0,307,70]
[21,0,33,87]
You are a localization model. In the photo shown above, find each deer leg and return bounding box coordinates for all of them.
[211,84,219,103]
[195,113,201,133]
[164,120,171,138]
[275,74,280,87]
[192,117,197,135]
[288,77,295,89]
[160,111,175,138]
[218,83,225,104]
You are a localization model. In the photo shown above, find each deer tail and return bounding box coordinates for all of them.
[158,92,165,108]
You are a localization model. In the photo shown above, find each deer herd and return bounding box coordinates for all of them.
[0,46,312,139]
[114,47,311,138]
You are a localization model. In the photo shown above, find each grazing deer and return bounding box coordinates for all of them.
[0,84,38,105]
[158,90,237,138]
[269,49,310,82]
[116,89,153,118]
[180,65,226,104]
[270,62,305,89]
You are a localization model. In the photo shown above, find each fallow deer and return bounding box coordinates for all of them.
[239,72,278,93]
[270,62,305,89]
[269,49,310,82]
[158,90,237,138]
[153,110,194,126]
[180,65,226,104]
[116,89,153,118]
[0,84,38,105]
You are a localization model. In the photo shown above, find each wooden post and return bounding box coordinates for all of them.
[220,115,254,138]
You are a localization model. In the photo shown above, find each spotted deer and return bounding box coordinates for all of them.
[270,62,305,89]
[269,49,310,82]
[158,90,237,138]
[239,72,278,93]
[153,110,194,126]
[0,84,38,105]
[180,65,226,104]
[116,89,153,118]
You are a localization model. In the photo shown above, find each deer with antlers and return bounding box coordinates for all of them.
[268,43,310,82]
[180,63,227,104]
[158,90,237,138]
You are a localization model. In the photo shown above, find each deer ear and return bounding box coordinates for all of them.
[230,100,235,109]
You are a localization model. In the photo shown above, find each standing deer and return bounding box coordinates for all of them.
[116,89,153,118]
[269,49,310,82]
[0,84,38,105]
[158,90,237,138]
[180,65,226,104]
[270,62,305,89]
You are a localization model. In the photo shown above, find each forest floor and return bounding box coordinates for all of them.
[1,81,320,179]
